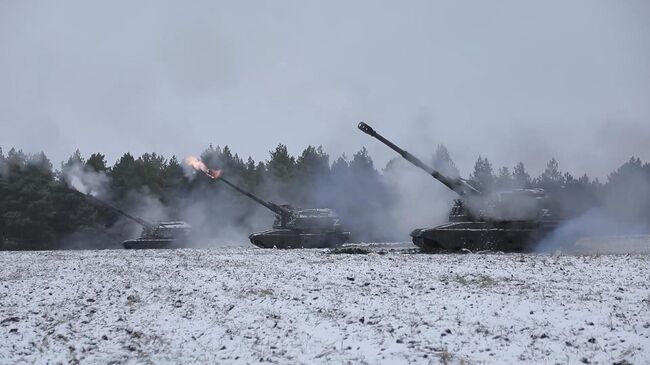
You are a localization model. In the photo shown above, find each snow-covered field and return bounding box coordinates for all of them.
[1,245,649,364]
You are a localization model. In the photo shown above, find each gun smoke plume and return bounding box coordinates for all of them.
[64,163,110,198]
[536,165,650,254]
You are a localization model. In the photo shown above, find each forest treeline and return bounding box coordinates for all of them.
[1,144,649,250]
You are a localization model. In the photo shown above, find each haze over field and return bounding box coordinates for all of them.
[1,1,649,178]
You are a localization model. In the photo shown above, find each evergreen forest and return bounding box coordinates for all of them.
[1,144,649,250]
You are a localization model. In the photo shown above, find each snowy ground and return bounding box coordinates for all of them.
[1,245,649,365]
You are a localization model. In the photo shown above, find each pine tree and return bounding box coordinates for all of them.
[86,153,108,173]
[432,144,460,178]
[607,157,642,186]
[60,149,84,178]
[513,162,531,188]
[382,157,402,175]
[162,155,188,206]
[135,152,168,199]
[110,153,137,199]
[200,144,221,170]
[349,147,376,176]
[1,150,58,249]
[242,156,259,190]
[336,147,389,241]
[0,147,7,177]
[254,161,266,185]
[293,145,331,205]
[217,146,246,177]
[296,146,330,180]
[536,158,564,189]
[0,148,6,243]
[267,144,295,182]
[496,166,513,189]
[469,156,495,192]
[331,154,349,178]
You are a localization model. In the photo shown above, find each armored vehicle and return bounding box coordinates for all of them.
[79,191,191,249]
[121,220,192,249]
[191,163,349,248]
[358,122,560,252]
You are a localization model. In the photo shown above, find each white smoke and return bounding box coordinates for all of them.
[535,166,650,253]
[536,209,650,254]
[382,158,455,239]
[63,163,110,198]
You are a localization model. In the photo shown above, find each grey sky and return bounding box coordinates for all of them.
[1,0,648,178]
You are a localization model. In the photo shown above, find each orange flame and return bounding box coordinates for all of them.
[184,156,222,179]
[207,168,222,179]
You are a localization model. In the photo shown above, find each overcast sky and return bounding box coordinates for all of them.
[1,1,648,178]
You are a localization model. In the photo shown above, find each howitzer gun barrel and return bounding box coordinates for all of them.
[208,173,291,217]
[74,190,154,227]
[358,122,480,196]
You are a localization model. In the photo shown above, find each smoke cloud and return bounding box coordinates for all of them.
[537,162,650,254]
[64,163,110,198]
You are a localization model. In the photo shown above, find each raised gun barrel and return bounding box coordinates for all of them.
[209,173,293,219]
[74,189,154,227]
[358,122,480,197]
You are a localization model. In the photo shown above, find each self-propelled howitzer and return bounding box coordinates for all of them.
[358,122,559,252]
[206,173,350,249]
[75,190,191,249]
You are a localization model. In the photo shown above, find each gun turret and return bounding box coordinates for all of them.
[358,122,480,197]
[73,189,154,227]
